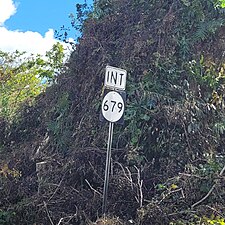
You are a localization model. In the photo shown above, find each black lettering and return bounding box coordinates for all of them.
[118,102,123,112]
[110,71,117,85]
[103,100,109,111]
[119,73,124,85]
[111,100,116,111]
[107,71,110,83]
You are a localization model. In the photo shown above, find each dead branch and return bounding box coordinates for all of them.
[134,165,143,208]
[85,179,102,196]
[44,201,55,225]
[48,173,66,202]
[191,165,225,208]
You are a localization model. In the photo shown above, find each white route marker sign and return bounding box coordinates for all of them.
[104,65,127,90]
[101,91,125,123]
[101,65,127,215]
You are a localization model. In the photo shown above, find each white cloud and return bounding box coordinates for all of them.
[0,0,17,25]
[0,0,72,56]
[0,27,61,55]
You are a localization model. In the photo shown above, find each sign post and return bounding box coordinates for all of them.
[101,66,127,215]
[102,121,114,215]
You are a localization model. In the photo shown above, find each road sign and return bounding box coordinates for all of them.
[104,65,127,90]
[101,91,125,123]
[101,66,127,215]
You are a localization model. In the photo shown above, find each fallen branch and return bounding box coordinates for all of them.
[85,179,102,196]
[134,165,143,208]
[168,209,197,216]
[56,208,78,225]
[191,165,225,208]
[48,172,66,202]
[179,172,206,179]
[205,205,225,218]
[44,201,55,225]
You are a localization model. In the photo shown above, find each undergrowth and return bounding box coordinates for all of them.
[1,0,225,224]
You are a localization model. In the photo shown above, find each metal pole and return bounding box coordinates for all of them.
[102,122,114,215]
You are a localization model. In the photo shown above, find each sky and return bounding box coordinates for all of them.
[0,0,93,55]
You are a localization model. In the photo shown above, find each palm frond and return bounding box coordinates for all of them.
[192,18,225,43]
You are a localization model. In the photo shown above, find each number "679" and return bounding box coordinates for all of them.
[103,100,123,113]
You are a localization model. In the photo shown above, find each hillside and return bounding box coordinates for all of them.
[1,0,225,224]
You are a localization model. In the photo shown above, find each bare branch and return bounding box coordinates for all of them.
[44,201,55,225]
[192,164,225,208]
[85,179,102,196]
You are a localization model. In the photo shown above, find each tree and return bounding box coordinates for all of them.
[215,0,225,7]
[0,43,65,120]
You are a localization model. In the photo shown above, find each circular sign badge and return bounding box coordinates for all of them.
[101,91,125,123]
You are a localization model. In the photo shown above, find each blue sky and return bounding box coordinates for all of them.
[0,0,93,54]
[5,0,93,36]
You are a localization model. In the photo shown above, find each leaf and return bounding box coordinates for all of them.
[156,184,166,190]
[188,124,192,133]
[0,47,64,121]
[0,163,9,177]
[141,114,150,121]
[170,184,178,189]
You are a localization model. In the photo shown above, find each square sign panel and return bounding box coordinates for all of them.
[104,66,127,91]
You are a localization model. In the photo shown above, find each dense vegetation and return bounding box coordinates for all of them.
[1,0,225,224]
[0,43,64,121]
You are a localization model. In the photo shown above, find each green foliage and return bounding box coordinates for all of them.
[0,163,21,179]
[92,0,113,19]
[198,155,225,176]
[0,210,15,225]
[205,216,225,225]
[122,41,225,169]
[176,0,225,59]
[170,215,225,225]
[122,54,185,165]
[186,55,225,94]
[56,2,92,42]
[214,120,225,135]
[215,0,225,8]
[192,18,224,43]
[70,2,90,32]
[2,0,225,224]
[47,92,72,153]
[0,43,65,121]
[45,42,65,75]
